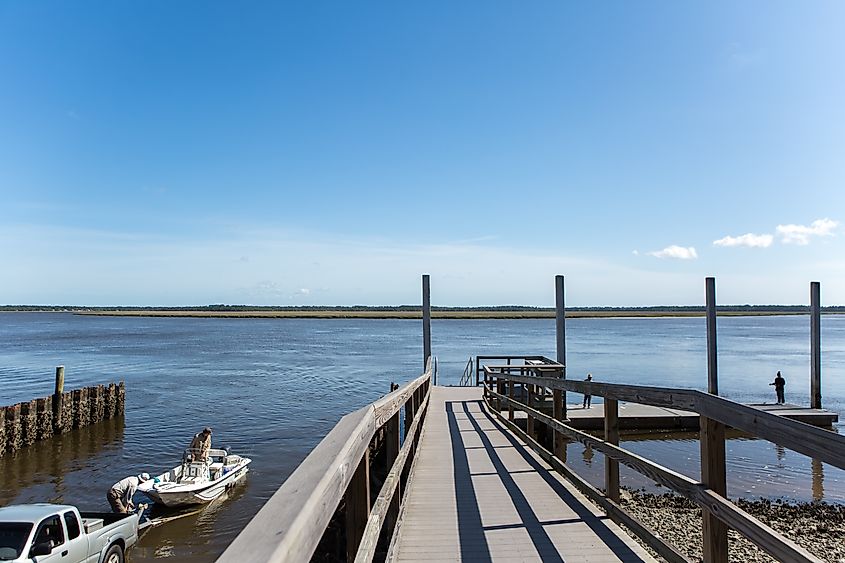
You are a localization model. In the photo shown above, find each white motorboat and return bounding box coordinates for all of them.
[138,448,251,507]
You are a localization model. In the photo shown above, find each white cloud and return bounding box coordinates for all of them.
[647,246,698,260]
[713,233,773,248]
[776,218,838,245]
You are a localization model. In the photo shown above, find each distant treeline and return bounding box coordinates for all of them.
[2,304,844,313]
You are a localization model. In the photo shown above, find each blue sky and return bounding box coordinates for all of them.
[1,2,844,306]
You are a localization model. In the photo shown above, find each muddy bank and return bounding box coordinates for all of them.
[620,489,845,562]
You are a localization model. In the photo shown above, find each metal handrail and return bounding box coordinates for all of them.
[458,357,474,386]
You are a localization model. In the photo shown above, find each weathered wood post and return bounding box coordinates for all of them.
[405,391,416,434]
[386,411,401,533]
[54,366,65,395]
[526,382,535,438]
[701,277,728,563]
[705,279,718,396]
[553,383,564,460]
[810,281,821,409]
[53,366,65,431]
[345,449,371,560]
[555,275,566,419]
[422,274,432,382]
[604,398,620,502]
[508,375,514,422]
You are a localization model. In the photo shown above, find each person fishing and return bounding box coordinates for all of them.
[107,473,150,513]
[189,427,213,461]
[769,371,786,404]
[583,373,593,408]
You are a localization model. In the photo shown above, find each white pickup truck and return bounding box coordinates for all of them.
[0,504,142,563]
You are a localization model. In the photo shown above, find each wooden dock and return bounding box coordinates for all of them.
[218,276,844,563]
[389,386,655,562]
[219,355,843,563]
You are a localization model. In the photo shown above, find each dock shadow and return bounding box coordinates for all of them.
[447,398,650,562]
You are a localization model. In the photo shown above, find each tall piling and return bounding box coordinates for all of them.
[810,281,821,409]
[422,274,431,378]
[555,275,566,420]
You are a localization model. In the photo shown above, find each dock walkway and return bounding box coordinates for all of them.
[390,386,655,562]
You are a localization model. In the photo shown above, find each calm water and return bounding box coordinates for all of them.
[1,313,843,561]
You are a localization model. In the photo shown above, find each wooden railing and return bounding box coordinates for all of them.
[217,359,433,563]
[482,358,844,563]
[473,355,551,386]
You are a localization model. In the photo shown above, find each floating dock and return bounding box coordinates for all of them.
[561,401,839,431]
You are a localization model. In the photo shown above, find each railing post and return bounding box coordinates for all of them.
[555,275,567,420]
[527,383,535,438]
[702,276,728,563]
[508,378,514,421]
[496,372,504,411]
[604,398,620,502]
[405,391,416,434]
[345,449,370,560]
[810,281,821,409]
[386,412,401,534]
[553,385,564,460]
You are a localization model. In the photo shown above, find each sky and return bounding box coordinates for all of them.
[1,2,844,307]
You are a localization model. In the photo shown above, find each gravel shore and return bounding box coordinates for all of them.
[619,489,845,562]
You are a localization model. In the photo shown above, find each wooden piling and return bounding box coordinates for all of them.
[53,366,65,431]
[702,276,728,563]
[555,275,567,420]
[54,365,65,395]
[422,274,431,378]
[810,281,821,409]
[705,277,718,395]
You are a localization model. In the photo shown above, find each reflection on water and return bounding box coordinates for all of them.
[0,416,125,505]
[563,428,842,503]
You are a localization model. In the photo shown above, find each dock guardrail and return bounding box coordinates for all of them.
[482,356,843,563]
[217,358,433,563]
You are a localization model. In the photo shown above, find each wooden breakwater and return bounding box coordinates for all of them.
[1,366,125,457]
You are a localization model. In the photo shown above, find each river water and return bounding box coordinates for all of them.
[1,313,843,561]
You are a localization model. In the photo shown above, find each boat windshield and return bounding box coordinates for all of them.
[0,522,33,560]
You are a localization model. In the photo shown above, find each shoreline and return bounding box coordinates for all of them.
[620,489,844,562]
[0,310,829,319]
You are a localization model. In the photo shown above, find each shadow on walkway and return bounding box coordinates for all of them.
[446,398,649,562]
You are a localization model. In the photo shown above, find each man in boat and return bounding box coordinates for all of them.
[189,427,213,461]
[107,473,150,513]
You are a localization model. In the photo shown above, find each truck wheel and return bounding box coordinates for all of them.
[104,544,124,563]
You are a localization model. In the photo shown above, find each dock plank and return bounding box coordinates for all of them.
[390,387,655,562]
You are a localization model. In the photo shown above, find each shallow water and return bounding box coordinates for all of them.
[0,313,843,561]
